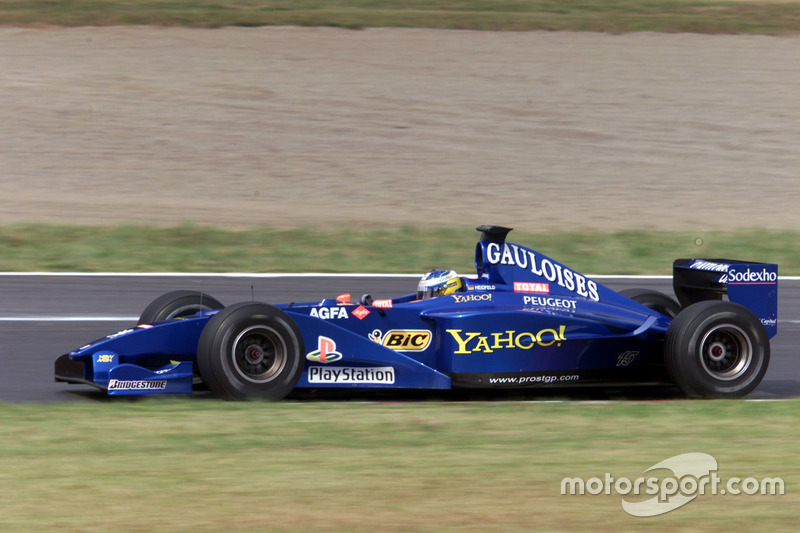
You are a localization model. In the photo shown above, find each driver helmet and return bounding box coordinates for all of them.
[417,269,464,299]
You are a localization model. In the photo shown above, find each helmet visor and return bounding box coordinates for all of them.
[417,270,462,299]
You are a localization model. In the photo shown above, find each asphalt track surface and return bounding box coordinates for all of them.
[1,274,797,403]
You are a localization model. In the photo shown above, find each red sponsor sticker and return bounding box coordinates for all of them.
[352,306,371,320]
[373,299,393,309]
[514,282,550,294]
[336,293,351,304]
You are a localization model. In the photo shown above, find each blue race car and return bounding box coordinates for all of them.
[55,225,778,399]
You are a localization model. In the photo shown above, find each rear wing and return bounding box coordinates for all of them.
[673,259,778,338]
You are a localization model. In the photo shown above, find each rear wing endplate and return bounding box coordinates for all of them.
[673,259,778,338]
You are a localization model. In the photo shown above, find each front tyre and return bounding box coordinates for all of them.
[665,301,769,398]
[197,302,305,400]
[139,290,224,325]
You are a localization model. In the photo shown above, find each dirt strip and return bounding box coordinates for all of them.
[2,27,799,230]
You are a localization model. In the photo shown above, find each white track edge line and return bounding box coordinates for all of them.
[2,272,799,281]
[0,317,138,322]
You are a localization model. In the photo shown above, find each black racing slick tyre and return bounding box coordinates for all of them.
[138,290,224,325]
[197,302,305,400]
[665,301,769,398]
[620,288,682,318]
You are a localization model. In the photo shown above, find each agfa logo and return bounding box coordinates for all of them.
[310,306,349,319]
[306,336,343,364]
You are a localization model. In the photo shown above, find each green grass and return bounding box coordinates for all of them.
[0,399,795,532]
[0,224,797,274]
[1,0,800,34]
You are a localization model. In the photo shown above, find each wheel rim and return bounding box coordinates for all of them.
[231,325,287,383]
[698,324,752,381]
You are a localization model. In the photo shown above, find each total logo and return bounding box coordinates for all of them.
[514,282,550,294]
[372,299,393,309]
[306,336,343,364]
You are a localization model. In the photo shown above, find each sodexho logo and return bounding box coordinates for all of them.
[561,453,784,517]
[726,267,777,284]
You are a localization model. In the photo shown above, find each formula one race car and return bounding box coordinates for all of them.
[55,225,778,399]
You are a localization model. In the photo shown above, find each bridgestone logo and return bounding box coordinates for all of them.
[108,379,168,391]
[307,366,395,384]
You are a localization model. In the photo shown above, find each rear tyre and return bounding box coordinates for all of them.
[665,301,769,398]
[620,288,681,318]
[138,290,224,325]
[197,302,305,400]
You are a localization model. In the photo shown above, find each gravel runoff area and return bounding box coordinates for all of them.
[2,26,799,231]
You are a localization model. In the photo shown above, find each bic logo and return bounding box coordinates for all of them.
[380,330,433,352]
